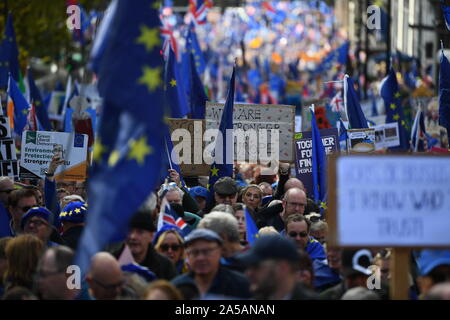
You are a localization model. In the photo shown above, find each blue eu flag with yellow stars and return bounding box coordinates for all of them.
[4,14,20,82]
[244,206,259,245]
[165,46,189,118]
[207,66,235,202]
[75,0,168,276]
[310,108,328,214]
[344,74,368,129]
[380,68,410,151]
[186,22,206,75]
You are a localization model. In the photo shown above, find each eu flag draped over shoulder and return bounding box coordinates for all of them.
[310,108,327,213]
[207,66,235,199]
[75,0,168,275]
[439,48,450,145]
[344,74,368,129]
[380,68,410,151]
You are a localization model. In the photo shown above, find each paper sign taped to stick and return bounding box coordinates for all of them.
[167,118,209,176]
[294,128,339,198]
[347,128,375,153]
[328,155,450,247]
[0,116,19,178]
[374,122,400,150]
[20,131,88,181]
[205,102,295,162]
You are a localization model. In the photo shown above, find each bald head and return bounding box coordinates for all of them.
[282,187,307,220]
[284,178,305,192]
[87,252,124,300]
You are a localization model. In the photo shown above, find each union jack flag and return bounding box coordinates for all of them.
[188,0,213,25]
[160,203,191,237]
[160,15,179,60]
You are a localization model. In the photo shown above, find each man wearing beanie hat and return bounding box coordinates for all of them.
[113,209,177,280]
[21,207,63,246]
[59,201,87,250]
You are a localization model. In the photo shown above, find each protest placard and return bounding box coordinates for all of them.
[0,116,19,178]
[374,122,400,150]
[20,131,88,181]
[347,128,375,153]
[205,102,295,162]
[167,118,209,176]
[294,128,338,198]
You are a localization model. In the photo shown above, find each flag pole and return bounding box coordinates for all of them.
[165,138,173,170]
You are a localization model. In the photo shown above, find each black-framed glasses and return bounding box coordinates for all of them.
[92,278,125,290]
[288,231,308,238]
[160,244,181,252]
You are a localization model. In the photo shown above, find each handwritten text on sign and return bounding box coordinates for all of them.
[336,156,450,246]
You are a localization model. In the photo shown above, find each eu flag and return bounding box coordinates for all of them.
[380,68,410,151]
[441,0,450,31]
[187,23,206,75]
[439,49,450,145]
[344,75,368,129]
[4,14,20,82]
[311,108,327,213]
[165,46,189,118]
[207,66,235,200]
[75,0,168,275]
[0,40,9,88]
[8,74,29,134]
[27,69,52,131]
[244,206,259,245]
[189,51,208,119]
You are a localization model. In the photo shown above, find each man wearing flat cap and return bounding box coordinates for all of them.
[235,234,317,300]
[213,177,238,207]
[172,228,251,299]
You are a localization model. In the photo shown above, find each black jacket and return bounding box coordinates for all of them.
[61,225,84,250]
[289,282,319,300]
[113,244,177,281]
[172,265,251,299]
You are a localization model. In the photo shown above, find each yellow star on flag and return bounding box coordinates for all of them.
[170,79,177,87]
[74,208,81,214]
[390,103,396,110]
[128,136,153,165]
[151,1,161,9]
[393,114,400,121]
[22,109,29,115]
[93,139,107,163]
[108,150,120,167]
[401,120,406,127]
[206,183,210,191]
[136,25,160,52]
[394,92,401,98]
[210,166,219,176]
[320,202,328,210]
[138,66,162,92]
[60,211,67,217]
[68,211,73,216]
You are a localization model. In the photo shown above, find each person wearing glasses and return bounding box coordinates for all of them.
[7,189,38,236]
[86,252,125,300]
[20,207,64,247]
[285,214,326,261]
[153,225,189,274]
[172,229,251,299]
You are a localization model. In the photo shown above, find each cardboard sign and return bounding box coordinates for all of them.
[374,122,401,150]
[167,118,209,176]
[20,131,88,181]
[328,154,450,247]
[0,116,19,178]
[205,102,295,162]
[294,128,339,198]
[347,128,375,153]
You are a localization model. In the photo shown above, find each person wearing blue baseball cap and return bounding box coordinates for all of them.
[189,186,208,211]
[59,201,87,250]
[21,207,62,247]
[416,250,450,298]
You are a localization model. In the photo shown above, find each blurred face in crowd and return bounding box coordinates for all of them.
[286,221,309,250]
[57,181,76,195]
[259,184,272,197]
[88,253,124,300]
[234,209,246,240]
[126,228,154,263]
[214,192,237,206]
[10,196,38,222]
[157,232,183,264]
[245,259,283,299]
[37,249,76,300]
[23,216,52,242]
[327,247,342,271]
[376,258,390,282]
[242,187,262,211]
[145,288,171,300]
[281,188,307,220]
[310,228,327,245]
[194,196,206,211]
[186,240,221,277]
[284,178,305,193]
[0,179,14,205]
[165,190,182,205]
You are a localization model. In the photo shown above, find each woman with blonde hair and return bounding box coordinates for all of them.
[3,235,44,293]
[143,279,183,300]
[153,225,189,274]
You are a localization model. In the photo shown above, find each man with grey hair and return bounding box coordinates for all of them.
[36,246,80,300]
[310,220,328,245]
[198,211,245,259]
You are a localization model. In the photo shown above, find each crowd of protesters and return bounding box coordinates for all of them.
[0,154,449,300]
